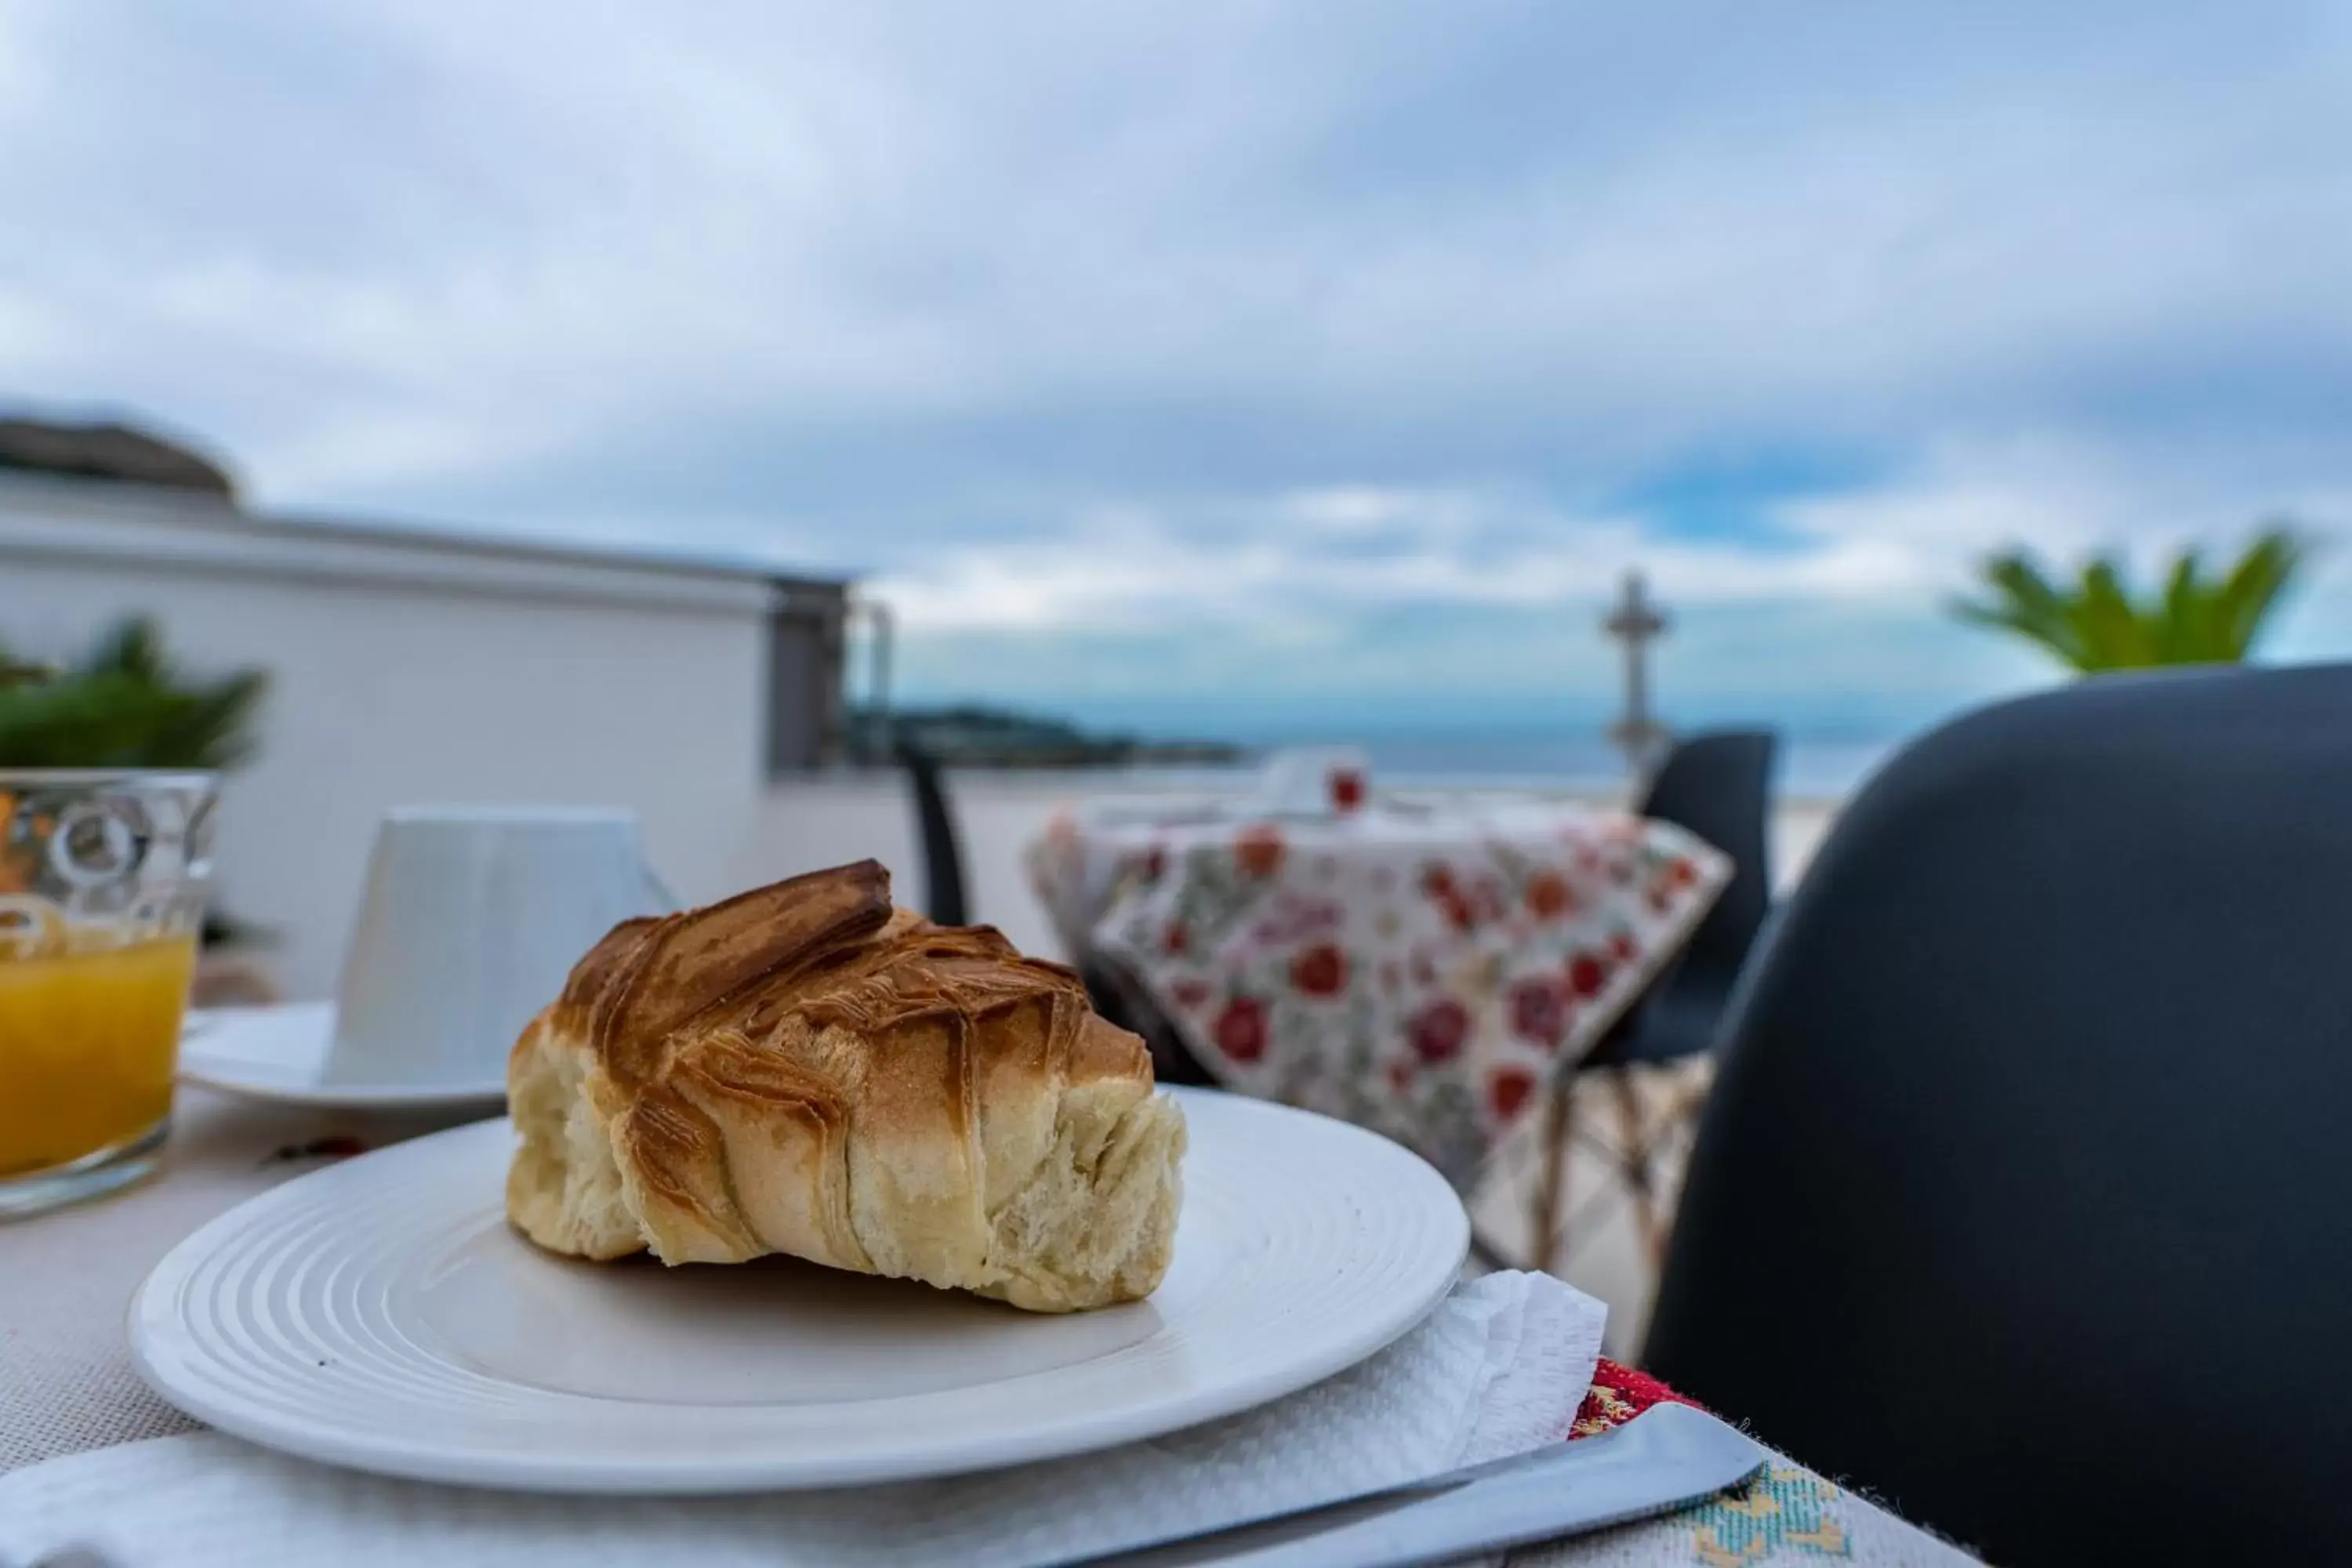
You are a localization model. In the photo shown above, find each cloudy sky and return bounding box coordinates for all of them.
[3,2,2349,739]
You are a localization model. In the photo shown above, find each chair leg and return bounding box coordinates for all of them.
[1611,1070,1667,1269]
[1531,1076,1574,1276]
[1648,1060,1715,1261]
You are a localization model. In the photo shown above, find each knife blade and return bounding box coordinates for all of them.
[1049,1402,1767,1568]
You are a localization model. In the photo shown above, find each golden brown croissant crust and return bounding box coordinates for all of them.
[506,860,1185,1311]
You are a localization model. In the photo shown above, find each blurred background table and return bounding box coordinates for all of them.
[1027,797,1730,1191]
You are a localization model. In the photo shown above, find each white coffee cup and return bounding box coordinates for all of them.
[324,807,675,1089]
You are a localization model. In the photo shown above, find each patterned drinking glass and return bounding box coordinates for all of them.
[0,769,218,1218]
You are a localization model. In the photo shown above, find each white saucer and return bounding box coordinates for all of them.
[177,1003,507,1111]
[130,1087,1470,1494]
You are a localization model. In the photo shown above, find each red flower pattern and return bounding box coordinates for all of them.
[1410,998,1470,1063]
[1330,768,1367,812]
[1213,996,1268,1063]
[1525,872,1573,920]
[1036,815,1724,1181]
[1236,825,1286,878]
[1489,1067,1537,1123]
[1567,951,1607,999]
[1509,977,1568,1048]
[1289,943,1348,997]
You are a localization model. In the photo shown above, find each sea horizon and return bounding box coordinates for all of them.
[1080,727,1904,800]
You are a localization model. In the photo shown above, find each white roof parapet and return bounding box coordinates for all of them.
[0,470,845,615]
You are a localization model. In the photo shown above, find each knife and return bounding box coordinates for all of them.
[1047,1402,1767,1568]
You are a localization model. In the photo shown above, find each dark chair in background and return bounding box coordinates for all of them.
[898,743,969,927]
[1642,665,2352,1564]
[1530,730,1778,1269]
[1613,729,1780,1063]
[898,743,1218,1083]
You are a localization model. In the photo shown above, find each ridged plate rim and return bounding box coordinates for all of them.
[129,1087,1468,1494]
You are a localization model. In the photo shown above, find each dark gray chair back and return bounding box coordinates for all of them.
[1642,664,2352,1563]
[1608,730,1777,1063]
[898,743,968,926]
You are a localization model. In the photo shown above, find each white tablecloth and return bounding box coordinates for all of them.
[0,1086,1976,1566]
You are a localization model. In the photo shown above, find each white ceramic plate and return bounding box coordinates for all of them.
[130,1087,1469,1494]
[178,1003,506,1111]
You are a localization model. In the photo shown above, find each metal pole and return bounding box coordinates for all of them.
[865,598,895,726]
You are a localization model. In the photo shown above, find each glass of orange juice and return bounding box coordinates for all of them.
[0,769,217,1218]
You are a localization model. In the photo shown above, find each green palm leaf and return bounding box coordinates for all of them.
[1953,525,2312,674]
[2155,550,2208,663]
[2071,557,2151,669]
[2212,525,2307,659]
[1949,550,2084,667]
[85,616,173,684]
[0,617,267,769]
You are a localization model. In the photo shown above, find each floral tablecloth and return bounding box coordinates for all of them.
[1028,800,1731,1185]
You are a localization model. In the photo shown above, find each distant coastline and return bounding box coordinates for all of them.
[849,703,1900,796]
[846,704,1247,768]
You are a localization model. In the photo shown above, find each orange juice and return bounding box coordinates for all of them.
[0,933,195,1178]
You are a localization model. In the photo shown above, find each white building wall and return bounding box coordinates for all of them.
[0,477,788,999]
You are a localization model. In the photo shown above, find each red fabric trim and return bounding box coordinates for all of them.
[1569,1356,1704,1439]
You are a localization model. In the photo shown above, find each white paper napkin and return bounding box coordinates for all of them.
[0,1272,1602,1568]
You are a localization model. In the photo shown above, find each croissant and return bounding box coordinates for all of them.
[505,859,1185,1311]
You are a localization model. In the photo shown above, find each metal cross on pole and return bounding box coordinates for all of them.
[1603,570,1671,780]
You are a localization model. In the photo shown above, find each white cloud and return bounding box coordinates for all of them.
[875,432,2350,644]
[5,3,2348,503]
[1,0,2348,718]
[865,485,1896,633]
